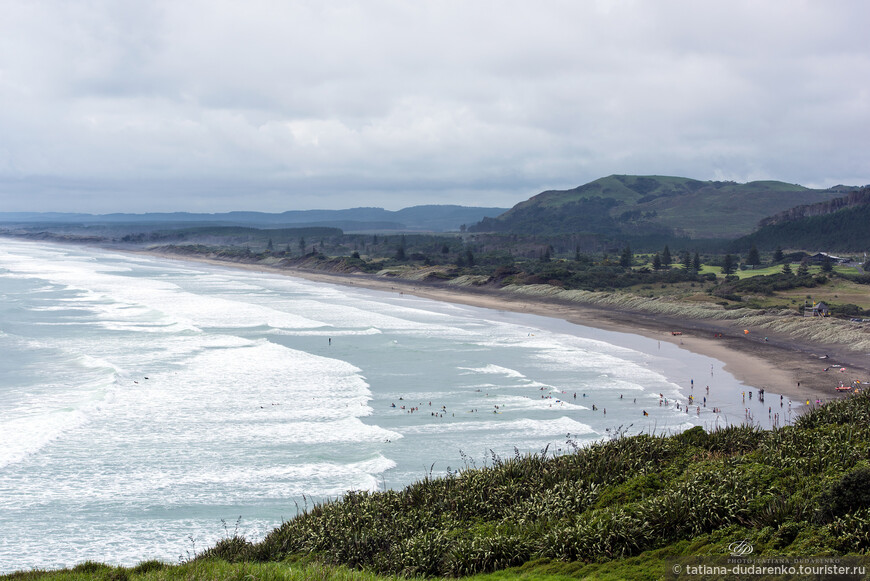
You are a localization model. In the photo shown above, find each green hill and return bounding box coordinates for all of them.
[734,191,870,253]
[471,175,850,239]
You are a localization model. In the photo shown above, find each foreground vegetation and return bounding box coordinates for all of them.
[10,392,870,580]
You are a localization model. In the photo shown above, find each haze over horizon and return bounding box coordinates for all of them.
[1,1,867,214]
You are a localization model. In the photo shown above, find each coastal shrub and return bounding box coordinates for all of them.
[785,524,839,556]
[674,425,708,448]
[770,521,807,549]
[538,510,646,562]
[593,474,665,510]
[128,560,169,574]
[399,530,454,576]
[198,535,258,563]
[760,424,870,474]
[816,466,870,523]
[67,562,129,581]
[750,494,812,529]
[828,508,870,552]
[796,392,870,428]
[703,424,765,454]
[503,480,600,525]
[445,534,533,576]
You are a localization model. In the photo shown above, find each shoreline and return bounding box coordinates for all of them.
[134,249,869,406]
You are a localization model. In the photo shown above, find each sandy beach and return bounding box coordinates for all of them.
[140,250,869,406]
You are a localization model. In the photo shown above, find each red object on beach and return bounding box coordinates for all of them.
[671,331,682,336]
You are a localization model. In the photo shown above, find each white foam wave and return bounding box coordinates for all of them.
[0,409,89,469]
[458,364,526,378]
[268,327,383,337]
[488,394,589,411]
[402,416,595,437]
[0,346,129,469]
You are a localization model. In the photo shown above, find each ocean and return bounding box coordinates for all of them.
[0,239,785,572]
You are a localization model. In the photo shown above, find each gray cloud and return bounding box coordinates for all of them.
[0,0,867,213]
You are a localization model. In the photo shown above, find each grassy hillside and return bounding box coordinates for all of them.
[508,175,707,210]
[635,180,825,239]
[471,175,846,240]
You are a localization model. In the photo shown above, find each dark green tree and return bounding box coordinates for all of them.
[541,246,552,263]
[746,245,760,267]
[267,238,274,252]
[395,235,406,261]
[466,249,475,266]
[652,253,662,270]
[722,254,735,275]
[681,251,691,270]
[692,252,701,271]
[662,245,672,267]
[822,256,833,273]
[619,246,633,268]
[782,262,793,275]
[773,246,784,263]
[797,260,809,277]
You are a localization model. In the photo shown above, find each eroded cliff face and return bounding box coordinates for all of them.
[759,187,870,228]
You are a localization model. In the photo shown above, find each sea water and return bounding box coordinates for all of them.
[0,239,785,572]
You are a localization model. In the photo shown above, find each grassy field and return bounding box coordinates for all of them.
[629,260,870,311]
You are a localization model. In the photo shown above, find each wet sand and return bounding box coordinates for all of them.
[139,251,870,406]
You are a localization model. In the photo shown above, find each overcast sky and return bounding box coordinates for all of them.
[0,1,867,213]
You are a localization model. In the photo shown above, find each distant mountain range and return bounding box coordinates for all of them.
[469,175,864,239]
[0,205,508,233]
[4,175,869,251]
